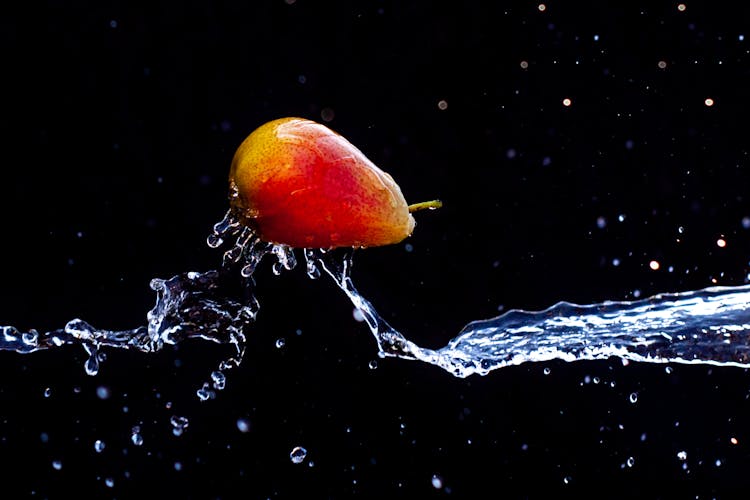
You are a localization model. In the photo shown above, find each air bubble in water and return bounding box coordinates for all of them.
[626,457,635,467]
[104,477,114,488]
[94,439,105,453]
[170,415,189,437]
[677,451,687,461]
[52,460,62,470]
[543,367,551,375]
[629,392,638,403]
[290,446,308,464]
[43,387,51,398]
[275,338,286,348]
[431,475,444,489]
[368,360,378,370]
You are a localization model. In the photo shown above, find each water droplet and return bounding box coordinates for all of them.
[21,331,38,346]
[96,386,111,400]
[196,382,215,401]
[94,439,105,453]
[431,475,443,489]
[131,426,144,446]
[290,446,308,464]
[170,415,189,437]
[304,251,321,279]
[320,107,335,122]
[52,460,62,470]
[236,418,251,433]
[275,338,286,349]
[84,347,100,376]
[629,392,638,403]
[207,233,223,248]
[211,371,226,391]
[219,359,236,371]
[352,308,366,322]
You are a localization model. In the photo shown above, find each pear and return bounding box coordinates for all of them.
[229,117,440,248]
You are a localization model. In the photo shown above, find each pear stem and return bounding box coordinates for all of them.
[408,200,443,213]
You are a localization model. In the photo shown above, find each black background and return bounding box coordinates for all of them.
[2,1,750,498]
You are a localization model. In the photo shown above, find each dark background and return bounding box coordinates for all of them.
[2,1,750,498]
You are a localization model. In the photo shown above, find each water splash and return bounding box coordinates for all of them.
[305,246,750,377]
[2,209,750,383]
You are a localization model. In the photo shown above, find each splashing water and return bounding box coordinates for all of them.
[2,209,750,384]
